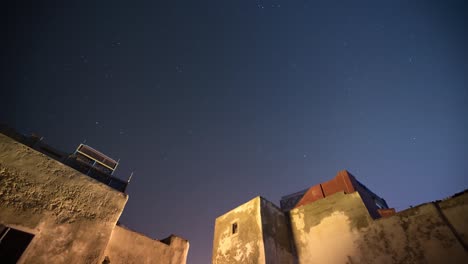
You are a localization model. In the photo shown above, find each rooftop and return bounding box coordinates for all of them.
[0,124,128,193]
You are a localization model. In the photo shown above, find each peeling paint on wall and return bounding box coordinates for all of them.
[292,211,361,263]
[290,191,468,264]
[212,197,264,264]
[212,183,468,264]
[212,197,296,264]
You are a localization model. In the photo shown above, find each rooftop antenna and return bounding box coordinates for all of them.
[128,171,134,183]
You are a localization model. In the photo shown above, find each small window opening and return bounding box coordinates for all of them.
[0,226,34,263]
[232,223,238,235]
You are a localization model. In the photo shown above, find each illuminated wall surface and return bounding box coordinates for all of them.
[213,175,468,263]
[0,132,189,264]
[1,127,466,264]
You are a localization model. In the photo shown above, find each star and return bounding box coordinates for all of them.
[80,55,88,63]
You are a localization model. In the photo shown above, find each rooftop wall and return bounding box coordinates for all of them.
[103,225,189,264]
[212,197,265,264]
[0,133,128,263]
[290,192,372,263]
[289,190,468,264]
[212,197,298,264]
[438,191,468,248]
[355,199,467,263]
[212,170,467,264]
[293,170,388,219]
[0,125,128,192]
[292,171,355,209]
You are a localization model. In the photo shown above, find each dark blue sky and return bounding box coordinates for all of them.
[2,1,467,263]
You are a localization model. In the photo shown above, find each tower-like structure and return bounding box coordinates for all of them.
[212,197,295,264]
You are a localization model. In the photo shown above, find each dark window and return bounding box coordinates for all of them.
[0,226,34,263]
[232,223,238,235]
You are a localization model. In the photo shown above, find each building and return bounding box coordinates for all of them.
[0,125,189,264]
[212,171,468,263]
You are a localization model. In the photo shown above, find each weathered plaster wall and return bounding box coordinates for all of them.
[290,191,468,264]
[212,197,265,264]
[0,133,128,264]
[260,199,295,264]
[356,201,467,264]
[290,192,372,264]
[438,191,468,247]
[103,225,189,264]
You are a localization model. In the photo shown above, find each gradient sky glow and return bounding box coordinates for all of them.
[2,1,468,263]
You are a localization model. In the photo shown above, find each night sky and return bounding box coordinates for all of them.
[2,1,467,263]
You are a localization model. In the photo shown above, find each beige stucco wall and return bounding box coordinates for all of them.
[212,197,266,264]
[290,191,468,264]
[212,197,297,264]
[357,201,467,264]
[102,225,189,264]
[290,192,372,264]
[0,133,128,263]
